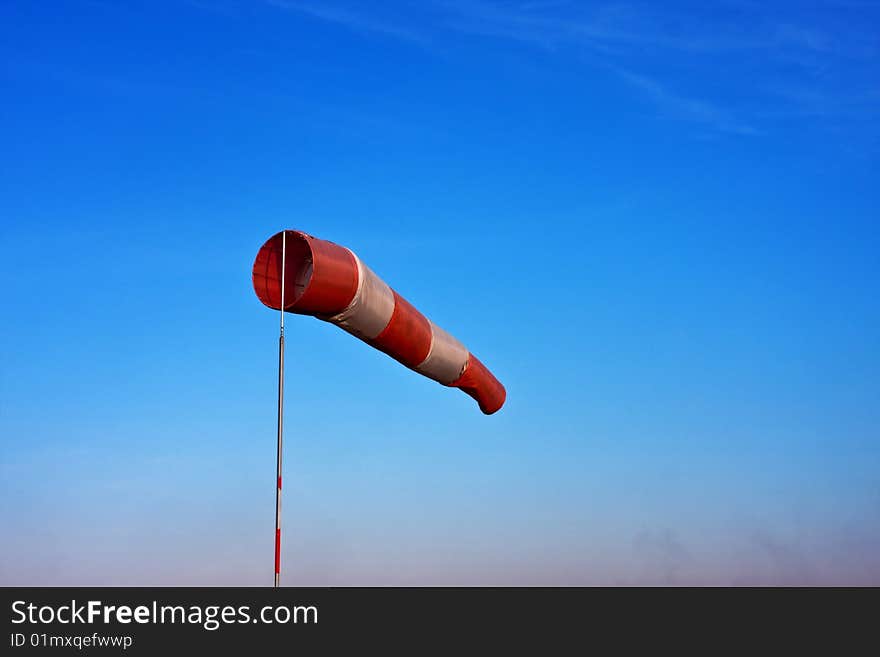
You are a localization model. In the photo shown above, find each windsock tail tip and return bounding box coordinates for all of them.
[450,354,506,415]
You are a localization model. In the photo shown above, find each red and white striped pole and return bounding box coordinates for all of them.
[273,232,286,587]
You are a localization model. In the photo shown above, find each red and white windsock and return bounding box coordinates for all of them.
[252,230,506,414]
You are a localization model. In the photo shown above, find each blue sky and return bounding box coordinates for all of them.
[1,0,878,585]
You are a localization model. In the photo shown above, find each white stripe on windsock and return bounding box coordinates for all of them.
[416,322,469,385]
[324,249,469,385]
[327,251,395,340]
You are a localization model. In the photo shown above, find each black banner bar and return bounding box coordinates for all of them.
[2,587,875,653]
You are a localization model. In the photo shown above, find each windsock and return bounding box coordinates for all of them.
[252,230,506,414]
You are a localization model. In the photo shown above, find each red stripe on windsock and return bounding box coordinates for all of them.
[296,237,358,315]
[369,291,433,369]
[448,354,506,415]
[252,231,359,316]
[275,529,281,574]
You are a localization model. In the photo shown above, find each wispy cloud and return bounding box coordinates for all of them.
[613,67,761,136]
[267,1,428,46]
[433,0,870,55]
[252,0,878,137]
[437,1,878,135]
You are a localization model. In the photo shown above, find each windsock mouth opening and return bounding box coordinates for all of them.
[252,231,315,311]
[252,230,359,316]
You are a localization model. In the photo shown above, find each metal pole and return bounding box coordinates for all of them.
[274,231,286,587]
